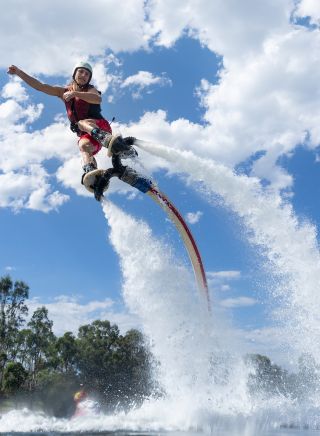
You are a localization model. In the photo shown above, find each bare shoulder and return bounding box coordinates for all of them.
[89,86,101,95]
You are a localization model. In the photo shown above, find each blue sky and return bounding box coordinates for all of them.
[0,0,320,366]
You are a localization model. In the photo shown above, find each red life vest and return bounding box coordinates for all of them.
[64,85,103,123]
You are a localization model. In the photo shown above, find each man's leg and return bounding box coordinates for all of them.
[78,118,115,149]
[79,138,97,183]
[78,119,137,158]
[77,119,99,134]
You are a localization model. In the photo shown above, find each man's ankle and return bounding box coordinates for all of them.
[83,162,97,173]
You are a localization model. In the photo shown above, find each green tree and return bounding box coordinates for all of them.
[55,332,78,373]
[247,354,289,396]
[35,369,79,417]
[76,320,121,403]
[113,329,154,406]
[0,275,29,356]
[76,321,154,409]
[12,329,32,368]
[0,275,29,387]
[2,361,27,395]
[26,307,56,389]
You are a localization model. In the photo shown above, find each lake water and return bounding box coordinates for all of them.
[1,430,318,436]
[1,405,320,436]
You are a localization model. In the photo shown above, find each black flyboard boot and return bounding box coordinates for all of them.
[91,128,137,159]
[81,162,97,185]
[93,168,115,202]
[108,135,138,159]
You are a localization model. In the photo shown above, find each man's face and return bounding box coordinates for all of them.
[75,68,91,85]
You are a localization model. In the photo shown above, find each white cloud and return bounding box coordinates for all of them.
[221,284,231,292]
[0,83,81,211]
[147,0,292,57]
[1,79,29,102]
[0,165,69,212]
[207,270,241,280]
[28,295,141,336]
[294,0,320,25]
[1,0,149,76]
[220,296,257,308]
[185,210,203,224]
[234,325,297,369]
[0,99,43,134]
[90,56,123,94]
[27,186,69,213]
[198,28,320,180]
[206,271,242,294]
[140,1,320,190]
[121,70,172,99]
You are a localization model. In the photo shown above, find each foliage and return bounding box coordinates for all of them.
[0,274,155,417]
[0,275,29,357]
[2,361,27,395]
[35,369,79,417]
[246,352,320,401]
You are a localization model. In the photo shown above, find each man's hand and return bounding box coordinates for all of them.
[63,90,76,102]
[7,65,20,76]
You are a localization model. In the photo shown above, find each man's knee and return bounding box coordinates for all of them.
[78,119,96,132]
[77,120,87,131]
[79,141,93,154]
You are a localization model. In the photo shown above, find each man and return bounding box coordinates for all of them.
[72,387,100,418]
[7,62,136,189]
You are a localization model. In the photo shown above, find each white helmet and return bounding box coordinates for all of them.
[72,62,93,82]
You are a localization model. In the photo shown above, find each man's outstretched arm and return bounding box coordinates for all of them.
[7,65,65,98]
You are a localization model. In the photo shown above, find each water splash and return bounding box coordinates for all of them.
[102,200,251,418]
[136,140,320,363]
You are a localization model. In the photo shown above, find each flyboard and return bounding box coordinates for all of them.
[83,150,210,311]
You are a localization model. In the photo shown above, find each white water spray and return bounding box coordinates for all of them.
[136,140,320,363]
[102,200,252,423]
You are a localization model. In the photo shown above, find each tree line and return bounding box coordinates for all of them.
[246,352,320,401]
[0,275,157,417]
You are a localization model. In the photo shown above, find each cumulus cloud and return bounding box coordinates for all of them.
[0,165,69,212]
[28,295,141,336]
[1,0,149,76]
[207,270,241,280]
[196,28,320,188]
[122,36,319,186]
[185,210,203,224]
[90,55,123,94]
[0,81,77,211]
[207,270,242,293]
[140,0,320,191]
[147,0,292,57]
[294,0,320,25]
[0,98,43,134]
[220,296,257,308]
[1,78,29,102]
[121,70,172,98]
